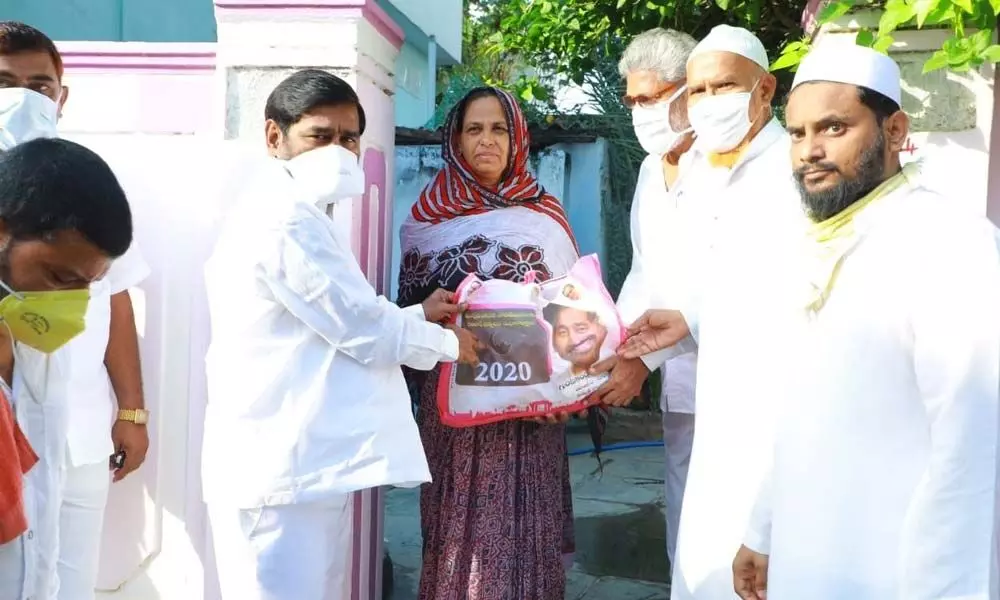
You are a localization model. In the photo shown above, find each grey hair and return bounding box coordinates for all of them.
[618,28,697,82]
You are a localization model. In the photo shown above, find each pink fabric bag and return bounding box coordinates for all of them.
[437,254,625,426]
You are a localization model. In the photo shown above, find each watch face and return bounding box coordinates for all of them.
[135,410,149,425]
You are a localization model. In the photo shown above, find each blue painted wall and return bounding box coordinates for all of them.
[0,0,217,42]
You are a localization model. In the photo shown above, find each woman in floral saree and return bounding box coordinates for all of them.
[397,87,579,599]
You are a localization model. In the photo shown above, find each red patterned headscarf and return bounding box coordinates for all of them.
[412,87,576,246]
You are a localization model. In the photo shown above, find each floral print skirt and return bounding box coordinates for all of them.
[416,370,574,600]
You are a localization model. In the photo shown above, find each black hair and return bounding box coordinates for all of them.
[542,303,598,326]
[453,87,501,129]
[0,21,63,80]
[857,86,900,124]
[264,69,366,134]
[0,138,132,258]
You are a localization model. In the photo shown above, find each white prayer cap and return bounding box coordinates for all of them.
[688,25,769,71]
[792,43,901,106]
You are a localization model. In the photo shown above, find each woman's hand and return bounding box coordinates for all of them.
[527,410,588,425]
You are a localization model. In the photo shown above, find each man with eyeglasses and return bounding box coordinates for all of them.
[594,27,698,570]
[614,26,808,599]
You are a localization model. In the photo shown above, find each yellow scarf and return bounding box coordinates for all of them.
[707,139,750,169]
[805,162,916,313]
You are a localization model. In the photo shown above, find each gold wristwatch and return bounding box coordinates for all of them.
[117,408,150,425]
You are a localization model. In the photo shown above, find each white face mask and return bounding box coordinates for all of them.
[688,79,762,153]
[284,144,366,207]
[632,86,691,157]
[0,88,59,151]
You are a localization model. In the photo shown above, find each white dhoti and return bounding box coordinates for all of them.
[208,494,353,600]
[662,410,695,566]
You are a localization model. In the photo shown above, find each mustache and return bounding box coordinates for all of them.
[569,335,597,353]
[794,162,840,181]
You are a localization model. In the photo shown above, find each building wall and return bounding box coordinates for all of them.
[390,140,607,299]
[380,0,461,62]
[0,0,217,41]
[815,18,995,219]
[394,40,433,127]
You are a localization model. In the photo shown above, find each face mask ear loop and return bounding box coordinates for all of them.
[0,279,23,301]
[746,78,769,130]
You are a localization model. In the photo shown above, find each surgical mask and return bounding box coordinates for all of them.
[632,86,691,157]
[0,88,59,151]
[284,144,366,207]
[688,80,761,153]
[0,281,89,353]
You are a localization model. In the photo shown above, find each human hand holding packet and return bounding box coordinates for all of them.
[437,254,625,427]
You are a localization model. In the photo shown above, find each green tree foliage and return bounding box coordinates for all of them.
[492,0,809,85]
[776,0,1000,74]
[487,1,1000,84]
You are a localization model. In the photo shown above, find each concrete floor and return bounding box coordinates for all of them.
[384,421,672,599]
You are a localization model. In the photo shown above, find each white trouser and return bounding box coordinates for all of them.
[56,461,110,600]
[663,411,695,567]
[8,380,65,600]
[208,495,353,600]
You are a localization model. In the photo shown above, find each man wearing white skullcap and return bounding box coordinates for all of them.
[731,43,1000,600]
[614,24,809,600]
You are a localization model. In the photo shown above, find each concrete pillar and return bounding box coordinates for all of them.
[811,13,996,217]
[214,0,403,294]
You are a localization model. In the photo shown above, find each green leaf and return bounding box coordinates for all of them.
[912,0,937,27]
[972,28,994,52]
[617,0,627,8]
[873,34,895,53]
[922,49,951,72]
[856,29,877,46]
[818,0,855,23]
[983,43,1000,61]
[953,0,975,13]
[878,0,915,36]
[922,2,957,25]
[992,0,1000,16]
[770,47,808,71]
[716,0,731,8]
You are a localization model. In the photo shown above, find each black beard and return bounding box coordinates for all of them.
[795,131,887,222]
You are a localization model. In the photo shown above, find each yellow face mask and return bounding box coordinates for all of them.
[0,283,89,353]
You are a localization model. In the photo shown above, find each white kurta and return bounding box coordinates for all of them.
[618,153,698,415]
[669,120,808,600]
[202,156,459,510]
[745,176,1000,599]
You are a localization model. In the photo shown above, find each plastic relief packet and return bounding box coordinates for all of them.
[437,254,625,426]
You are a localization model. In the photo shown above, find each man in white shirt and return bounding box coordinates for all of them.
[0,21,150,600]
[729,44,1000,600]
[610,27,698,568]
[617,25,806,599]
[202,70,477,600]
